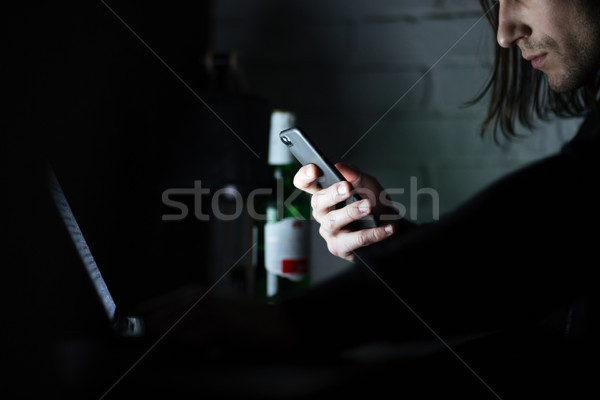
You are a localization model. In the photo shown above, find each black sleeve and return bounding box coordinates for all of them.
[283,137,599,350]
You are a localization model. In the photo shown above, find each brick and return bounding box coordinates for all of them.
[360,0,481,18]
[429,160,523,212]
[352,15,493,68]
[213,0,363,24]
[343,114,499,162]
[213,22,350,68]
[212,0,482,26]
[335,69,431,112]
[429,64,493,110]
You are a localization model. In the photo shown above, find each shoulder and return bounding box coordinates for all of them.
[561,110,600,162]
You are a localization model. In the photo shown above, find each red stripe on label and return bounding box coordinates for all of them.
[282,259,308,274]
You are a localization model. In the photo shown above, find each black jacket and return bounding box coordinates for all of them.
[285,111,600,398]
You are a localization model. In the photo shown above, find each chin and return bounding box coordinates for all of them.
[548,83,571,93]
[547,75,583,93]
[547,65,599,93]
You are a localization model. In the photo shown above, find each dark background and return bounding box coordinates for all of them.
[4,1,273,396]
[3,2,585,398]
[5,0,270,307]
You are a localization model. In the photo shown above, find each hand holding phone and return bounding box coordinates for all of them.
[280,127,379,230]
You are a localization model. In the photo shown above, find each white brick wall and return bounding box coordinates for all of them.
[210,0,582,282]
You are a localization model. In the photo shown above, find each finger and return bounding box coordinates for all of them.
[293,164,321,194]
[335,162,361,182]
[320,199,372,233]
[311,181,353,221]
[338,224,396,255]
[336,162,383,205]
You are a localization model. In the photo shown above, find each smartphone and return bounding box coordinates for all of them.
[279,127,378,230]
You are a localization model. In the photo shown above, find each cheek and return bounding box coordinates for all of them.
[538,0,580,37]
[565,6,600,62]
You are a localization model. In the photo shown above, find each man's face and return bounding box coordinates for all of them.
[496,0,600,93]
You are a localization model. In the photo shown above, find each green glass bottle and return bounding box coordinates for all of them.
[262,110,311,299]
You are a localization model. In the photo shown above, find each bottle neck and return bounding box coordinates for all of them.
[270,163,296,185]
[267,162,310,221]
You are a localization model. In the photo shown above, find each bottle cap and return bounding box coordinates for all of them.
[268,110,296,165]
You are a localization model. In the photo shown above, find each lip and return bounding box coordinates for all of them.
[524,53,548,69]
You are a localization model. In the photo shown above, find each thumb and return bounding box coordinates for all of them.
[335,162,361,182]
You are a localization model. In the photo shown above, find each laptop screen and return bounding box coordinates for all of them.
[47,165,143,338]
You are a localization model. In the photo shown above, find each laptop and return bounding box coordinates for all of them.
[44,165,219,398]
[47,165,145,339]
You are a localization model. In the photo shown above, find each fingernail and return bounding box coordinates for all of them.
[385,224,394,235]
[337,183,348,195]
[358,201,369,213]
[305,167,315,178]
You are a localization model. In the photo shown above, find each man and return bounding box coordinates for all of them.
[295,0,600,259]
[285,0,599,397]
[138,1,598,398]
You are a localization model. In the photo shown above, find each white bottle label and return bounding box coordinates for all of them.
[264,218,309,282]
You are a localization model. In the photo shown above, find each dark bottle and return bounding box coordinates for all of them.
[258,110,311,299]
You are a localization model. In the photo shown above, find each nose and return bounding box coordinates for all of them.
[496,0,531,48]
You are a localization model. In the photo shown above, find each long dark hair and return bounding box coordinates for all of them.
[473,0,600,141]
